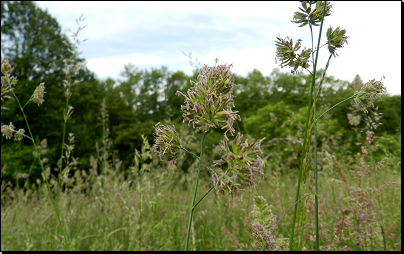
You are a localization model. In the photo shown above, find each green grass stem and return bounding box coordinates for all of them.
[310,2,328,250]
[9,88,70,251]
[185,131,207,251]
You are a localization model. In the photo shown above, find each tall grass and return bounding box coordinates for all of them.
[1,2,400,251]
[274,1,387,250]
[0,136,400,250]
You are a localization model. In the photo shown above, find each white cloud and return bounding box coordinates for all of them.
[35,1,401,95]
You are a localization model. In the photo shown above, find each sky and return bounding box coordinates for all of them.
[35,1,401,95]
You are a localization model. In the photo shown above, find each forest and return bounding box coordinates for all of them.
[1,1,401,251]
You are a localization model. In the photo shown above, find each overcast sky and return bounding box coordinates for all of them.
[35,1,401,95]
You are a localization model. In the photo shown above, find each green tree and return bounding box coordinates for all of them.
[234,69,271,117]
[1,1,102,183]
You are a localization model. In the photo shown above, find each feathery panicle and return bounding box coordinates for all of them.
[14,129,25,141]
[177,60,240,135]
[275,36,311,74]
[152,122,182,168]
[32,83,46,106]
[251,196,289,251]
[1,122,15,140]
[1,58,18,109]
[326,26,349,57]
[354,78,386,113]
[291,1,332,27]
[210,133,265,205]
[1,122,25,141]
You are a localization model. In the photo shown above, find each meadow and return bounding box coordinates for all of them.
[1,1,401,251]
[1,130,401,250]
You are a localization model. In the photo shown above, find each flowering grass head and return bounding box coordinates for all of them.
[1,59,18,109]
[32,82,46,106]
[251,196,289,251]
[1,122,15,140]
[275,36,312,74]
[177,60,240,135]
[210,133,265,204]
[354,78,386,113]
[326,26,349,57]
[1,122,25,141]
[1,58,18,85]
[152,122,181,168]
[292,1,332,27]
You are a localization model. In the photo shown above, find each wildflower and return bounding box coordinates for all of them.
[251,196,289,251]
[152,122,181,168]
[177,60,240,135]
[32,82,46,106]
[275,36,311,74]
[326,26,349,57]
[210,133,264,204]
[1,122,15,139]
[354,78,386,113]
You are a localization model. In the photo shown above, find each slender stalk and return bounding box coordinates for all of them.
[57,101,69,198]
[311,2,328,251]
[289,68,314,251]
[10,89,70,251]
[296,12,315,251]
[193,186,214,209]
[297,51,334,250]
[270,193,315,239]
[314,95,319,251]
[179,145,200,159]
[316,94,355,121]
[4,129,33,141]
[290,2,327,250]
[298,203,307,250]
[185,131,207,251]
[192,165,234,210]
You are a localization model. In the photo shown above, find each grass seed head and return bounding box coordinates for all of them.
[14,129,25,141]
[354,78,386,113]
[210,133,265,204]
[275,36,311,74]
[251,196,289,251]
[152,122,181,168]
[326,26,349,57]
[32,82,46,106]
[177,60,240,135]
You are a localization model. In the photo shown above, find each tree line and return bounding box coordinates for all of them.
[1,1,401,187]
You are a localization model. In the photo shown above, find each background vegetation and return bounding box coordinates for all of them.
[1,1,401,251]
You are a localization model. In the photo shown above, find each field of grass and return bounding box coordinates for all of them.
[1,135,401,251]
[1,1,401,251]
